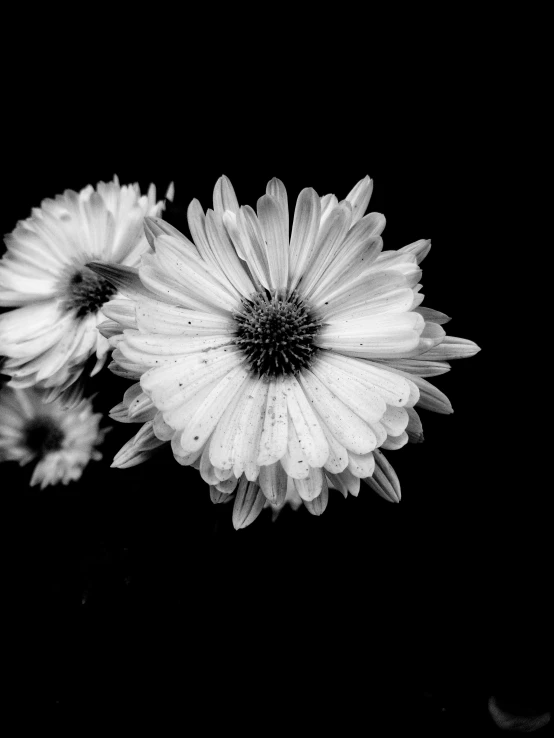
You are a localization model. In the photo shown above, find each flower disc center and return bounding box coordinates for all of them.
[64,266,117,318]
[25,417,65,454]
[234,291,322,378]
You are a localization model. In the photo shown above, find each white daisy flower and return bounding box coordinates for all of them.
[0,384,107,489]
[91,175,480,528]
[0,177,174,402]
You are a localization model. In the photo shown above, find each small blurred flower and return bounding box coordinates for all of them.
[0,385,107,488]
[0,177,173,403]
[92,175,479,528]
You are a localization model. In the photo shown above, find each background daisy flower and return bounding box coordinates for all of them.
[0,177,173,404]
[91,175,479,528]
[0,384,107,489]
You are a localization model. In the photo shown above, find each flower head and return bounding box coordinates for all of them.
[0,384,107,488]
[94,175,479,527]
[0,177,173,401]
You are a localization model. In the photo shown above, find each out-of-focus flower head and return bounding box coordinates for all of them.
[0,384,107,489]
[0,177,173,405]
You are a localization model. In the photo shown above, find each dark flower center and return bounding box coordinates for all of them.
[64,267,117,318]
[25,418,65,454]
[234,290,322,378]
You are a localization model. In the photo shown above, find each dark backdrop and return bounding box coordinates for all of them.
[2,113,547,731]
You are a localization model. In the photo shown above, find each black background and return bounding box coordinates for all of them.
[2,109,549,733]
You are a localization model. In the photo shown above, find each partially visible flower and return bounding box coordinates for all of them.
[0,177,173,402]
[92,175,480,528]
[0,385,107,488]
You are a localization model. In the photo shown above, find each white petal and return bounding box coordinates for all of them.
[177,365,250,455]
[381,432,408,450]
[204,209,255,297]
[315,270,406,321]
[284,376,329,467]
[417,335,481,361]
[317,352,412,407]
[232,478,266,529]
[153,235,239,312]
[257,376,289,466]
[135,297,234,337]
[347,451,375,478]
[316,311,424,358]
[413,307,451,325]
[212,175,240,220]
[303,477,329,515]
[222,209,270,290]
[209,379,252,471]
[384,358,451,378]
[258,461,288,505]
[141,347,244,413]
[121,332,234,368]
[288,188,321,291]
[326,468,361,497]
[266,177,289,237]
[257,194,289,292]
[379,405,409,437]
[232,379,268,481]
[294,466,324,501]
[364,449,401,502]
[298,370,378,455]
[279,419,311,479]
[310,357,387,424]
[345,175,373,226]
[300,202,352,299]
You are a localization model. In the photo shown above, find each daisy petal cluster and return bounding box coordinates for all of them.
[0,384,107,489]
[0,177,173,402]
[92,175,479,528]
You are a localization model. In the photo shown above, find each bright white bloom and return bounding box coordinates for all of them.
[0,177,173,402]
[0,385,107,489]
[92,175,479,528]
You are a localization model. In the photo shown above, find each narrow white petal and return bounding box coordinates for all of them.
[178,366,250,455]
[379,405,409,437]
[232,478,266,529]
[294,466,324,501]
[279,419,311,479]
[364,449,401,502]
[266,178,289,237]
[122,332,235,369]
[317,311,424,359]
[300,202,352,299]
[413,307,451,325]
[310,357,387,424]
[326,468,361,497]
[318,352,412,407]
[303,477,329,515]
[143,350,244,418]
[257,194,289,292]
[136,298,234,337]
[284,376,329,467]
[345,175,373,226]
[204,209,256,297]
[298,370,378,455]
[347,451,375,478]
[381,432,409,450]
[288,188,321,291]
[153,235,239,312]
[232,379,268,481]
[417,335,481,361]
[257,376,288,466]
[258,461,288,505]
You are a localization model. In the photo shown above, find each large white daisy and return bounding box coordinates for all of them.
[91,175,479,528]
[0,177,173,403]
[0,384,107,489]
